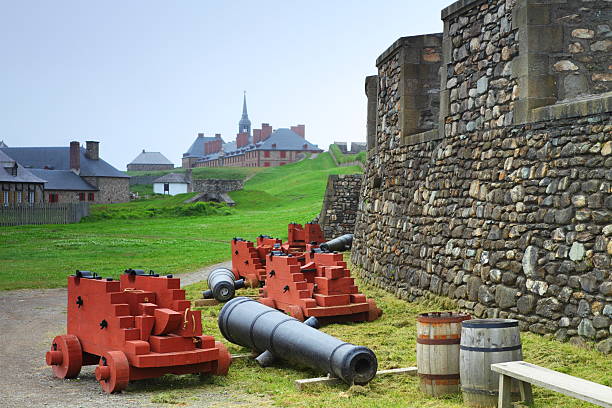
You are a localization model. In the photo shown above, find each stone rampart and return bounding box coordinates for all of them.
[318,174,362,239]
[352,0,611,351]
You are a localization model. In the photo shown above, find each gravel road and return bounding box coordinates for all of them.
[0,261,260,408]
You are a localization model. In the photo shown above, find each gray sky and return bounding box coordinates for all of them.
[1,1,451,169]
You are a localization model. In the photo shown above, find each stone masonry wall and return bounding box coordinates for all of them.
[552,1,612,99]
[191,179,243,194]
[352,0,611,351]
[82,176,130,203]
[318,174,362,239]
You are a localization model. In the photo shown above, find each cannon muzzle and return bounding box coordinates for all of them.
[203,268,244,302]
[319,234,354,252]
[218,297,377,385]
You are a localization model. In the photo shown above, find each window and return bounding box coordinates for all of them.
[264,151,270,158]
[3,191,7,207]
[79,192,85,201]
[280,151,286,158]
[88,192,95,201]
[48,193,58,203]
[264,162,270,167]
[29,191,35,204]
[17,191,22,204]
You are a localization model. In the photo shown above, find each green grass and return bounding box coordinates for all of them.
[130,184,154,196]
[127,166,264,180]
[329,143,367,165]
[115,269,610,408]
[0,152,361,290]
[84,193,232,220]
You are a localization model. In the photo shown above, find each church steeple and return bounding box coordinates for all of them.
[238,91,251,136]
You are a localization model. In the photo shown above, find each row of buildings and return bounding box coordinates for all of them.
[0,141,129,205]
[181,94,322,168]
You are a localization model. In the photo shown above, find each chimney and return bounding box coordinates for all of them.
[70,141,80,172]
[198,133,204,137]
[236,132,249,148]
[291,125,305,138]
[215,133,221,139]
[85,141,99,160]
[261,123,272,141]
[253,129,261,143]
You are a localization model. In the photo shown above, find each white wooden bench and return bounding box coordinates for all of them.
[491,361,612,408]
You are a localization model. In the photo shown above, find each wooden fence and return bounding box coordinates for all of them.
[0,203,90,226]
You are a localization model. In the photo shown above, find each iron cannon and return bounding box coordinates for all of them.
[202,267,245,302]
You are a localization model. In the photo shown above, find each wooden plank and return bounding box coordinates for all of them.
[295,367,417,390]
[491,361,612,407]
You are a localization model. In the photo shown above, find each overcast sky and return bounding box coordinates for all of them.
[1,1,451,170]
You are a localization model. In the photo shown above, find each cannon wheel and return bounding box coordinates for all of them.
[288,305,305,322]
[245,276,260,288]
[212,341,232,376]
[366,299,382,322]
[47,334,83,379]
[96,351,129,393]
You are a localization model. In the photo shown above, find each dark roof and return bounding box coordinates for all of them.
[153,173,189,183]
[0,147,128,178]
[255,128,320,151]
[0,149,46,183]
[129,151,173,165]
[0,141,7,148]
[29,169,97,191]
[183,134,224,158]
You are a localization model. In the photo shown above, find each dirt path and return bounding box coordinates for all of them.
[0,261,246,408]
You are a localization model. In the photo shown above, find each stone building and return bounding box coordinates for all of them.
[127,150,174,171]
[183,94,321,168]
[2,141,130,203]
[153,172,191,195]
[352,0,611,350]
[0,149,45,206]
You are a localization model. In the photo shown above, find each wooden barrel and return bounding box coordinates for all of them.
[416,312,471,396]
[460,319,523,407]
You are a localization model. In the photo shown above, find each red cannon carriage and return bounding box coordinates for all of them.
[259,250,382,323]
[46,269,231,393]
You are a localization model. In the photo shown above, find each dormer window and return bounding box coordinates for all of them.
[272,143,277,149]
[303,144,308,149]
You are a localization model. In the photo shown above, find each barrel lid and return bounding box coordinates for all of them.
[462,318,518,328]
[417,311,471,324]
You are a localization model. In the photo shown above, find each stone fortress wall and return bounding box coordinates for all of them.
[351,0,611,351]
[318,174,363,239]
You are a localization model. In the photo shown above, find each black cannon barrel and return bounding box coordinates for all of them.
[218,297,377,385]
[202,268,245,302]
[319,234,354,252]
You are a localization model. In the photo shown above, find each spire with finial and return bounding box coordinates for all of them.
[239,91,251,136]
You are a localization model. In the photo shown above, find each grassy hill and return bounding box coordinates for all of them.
[0,153,361,290]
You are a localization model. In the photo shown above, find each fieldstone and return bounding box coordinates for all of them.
[495,285,518,309]
[571,28,595,39]
[579,273,598,293]
[578,319,596,339]
[572,195,587,207]
[553,60,579,71]
[591,40,612,52]
[490,269,502,283]
[569,242,585,261]
[479,285,495,305]
[602,304,612,317]
[536,297,562,318]
[467,276,482,302]
[559,317,571,327]
[577,299,590,317]
[568,42,584,53]
[596,338,612,354]
[556,207,574,224]
[477,76,489,94]
[517,294,537,314]
[593,315,610,329]
[563,74,589,99]
[522,246,538,278]
[526,279,548,296]
[600,282,612,296]
[602,141,612,156]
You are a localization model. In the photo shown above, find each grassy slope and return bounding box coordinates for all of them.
[0,153,361,290]
[329,143,367,164]
[127,166,263,180]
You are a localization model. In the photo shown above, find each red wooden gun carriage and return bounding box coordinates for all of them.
[46,269,231,393]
